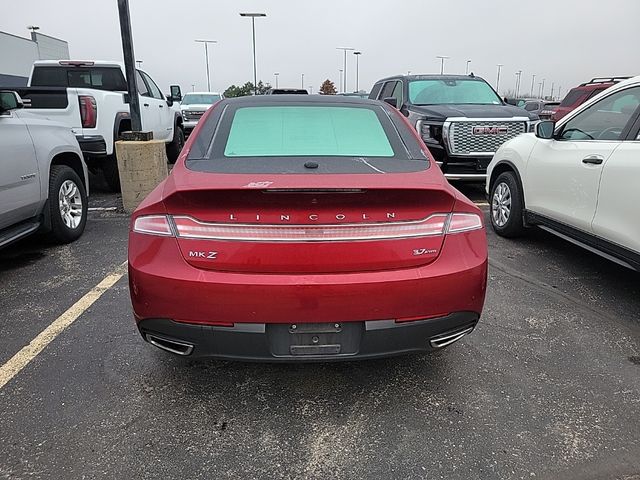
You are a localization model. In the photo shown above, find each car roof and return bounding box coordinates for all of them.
[33,60,122,68]
[373,74,488,83]
[219,95,383,106]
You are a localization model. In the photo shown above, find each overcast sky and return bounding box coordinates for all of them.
[3,0,639,98]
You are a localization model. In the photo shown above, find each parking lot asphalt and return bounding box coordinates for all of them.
[1,183,639,480]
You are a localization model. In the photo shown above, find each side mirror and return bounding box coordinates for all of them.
[169,85,182,102]
[165,95,174,107]
[383,97,398,108]
[535,120,555,139]
[0,91,24,113]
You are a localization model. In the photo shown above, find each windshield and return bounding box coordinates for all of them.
[223,106,394,157]
[181,94,221,105]
[409,79,502,105]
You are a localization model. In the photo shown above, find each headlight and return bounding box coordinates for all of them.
[416,120,442,142]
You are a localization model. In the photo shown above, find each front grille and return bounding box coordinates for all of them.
[183,110,205,121]
[447,119,527,156]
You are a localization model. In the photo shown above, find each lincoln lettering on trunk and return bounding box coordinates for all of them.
[225,213,398,222]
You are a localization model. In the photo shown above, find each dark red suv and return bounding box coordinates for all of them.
[552,77,631,121]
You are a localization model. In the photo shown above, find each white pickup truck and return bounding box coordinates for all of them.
[15,60,184,191]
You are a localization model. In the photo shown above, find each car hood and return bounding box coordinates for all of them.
[181,104,213,111]
[408,103,537,121]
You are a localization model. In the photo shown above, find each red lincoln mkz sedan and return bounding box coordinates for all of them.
[128,95,488,361]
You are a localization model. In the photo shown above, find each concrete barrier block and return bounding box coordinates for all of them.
[115,140,168,213]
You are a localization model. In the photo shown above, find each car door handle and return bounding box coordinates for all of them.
[159,104,164,108]
[582,155,604,165]
[143,103,149,107]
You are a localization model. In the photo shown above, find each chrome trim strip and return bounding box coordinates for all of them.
[444,173,487,181]
[171,214,450,242]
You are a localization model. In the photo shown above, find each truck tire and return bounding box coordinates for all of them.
[102,156,121,192]
[48,165,88,243]
[489,171,525,238]
[166,125,185,164]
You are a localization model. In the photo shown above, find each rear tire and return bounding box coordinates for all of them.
[166,125,185,164]
[48,165,88,243]
[489,171,525,238]
[102,156,121,192]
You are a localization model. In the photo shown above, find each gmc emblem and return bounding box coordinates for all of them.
[472,126,508,135]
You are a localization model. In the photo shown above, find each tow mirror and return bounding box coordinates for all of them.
[383,97,398,108]
[165,95,174,107]
[0,91,24,113]
[535,120,555,139]
[169,85,182,102]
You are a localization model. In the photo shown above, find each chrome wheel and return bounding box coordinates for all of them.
[492,182,512,227]
[58,179,83,229]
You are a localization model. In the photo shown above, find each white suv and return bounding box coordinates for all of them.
[180,92,221,134]
[486,76,640,271]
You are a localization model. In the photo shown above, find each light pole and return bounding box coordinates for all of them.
[466,59,471,75]
[538,82,543,98]
[496,64,504,94]
[541,78,546,99]
[28,25,41,58]
[515,70,522,99]
[135,60,143,68]
[550,82,555,100]
[353,51,362,92]
[436,55,450,75]
[558,86,562,100]
[194,39,217,92]
[274,72,279,89]
[308,85,313,94]
[191,84,195,92]
[240,12,267,95]
[530,74,536,97]
[117,0,142,132]
[301,73,304,89]
[337,47,355,92]
[338,69,343,93]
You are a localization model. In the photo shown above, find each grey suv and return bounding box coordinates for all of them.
[0,90,88,248]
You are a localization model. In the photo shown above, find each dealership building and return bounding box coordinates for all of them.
[0,30,70,86]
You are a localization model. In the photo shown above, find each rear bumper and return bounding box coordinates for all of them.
[129,228,488,359]
[76,135,107,157]
[137,312,479,361]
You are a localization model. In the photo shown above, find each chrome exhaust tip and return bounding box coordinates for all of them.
[145,334,194,356]
[429,326,475,349]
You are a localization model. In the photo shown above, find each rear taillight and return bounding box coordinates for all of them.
[133,213,483,240]
[447,213,483,233]
[133,215,173,236]
[79,95,97,128]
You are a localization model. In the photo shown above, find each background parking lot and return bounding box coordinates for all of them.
[1,185,638,480]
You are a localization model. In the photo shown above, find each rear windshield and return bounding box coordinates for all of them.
[186,101,429,174]
[31,66,127,91]
[409,79,502,105]
[559,88,587,107]
[223,106,394,157]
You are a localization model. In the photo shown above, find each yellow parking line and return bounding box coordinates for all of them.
[0,261,127,390]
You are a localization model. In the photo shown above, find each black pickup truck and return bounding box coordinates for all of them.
[369,74,539,181]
